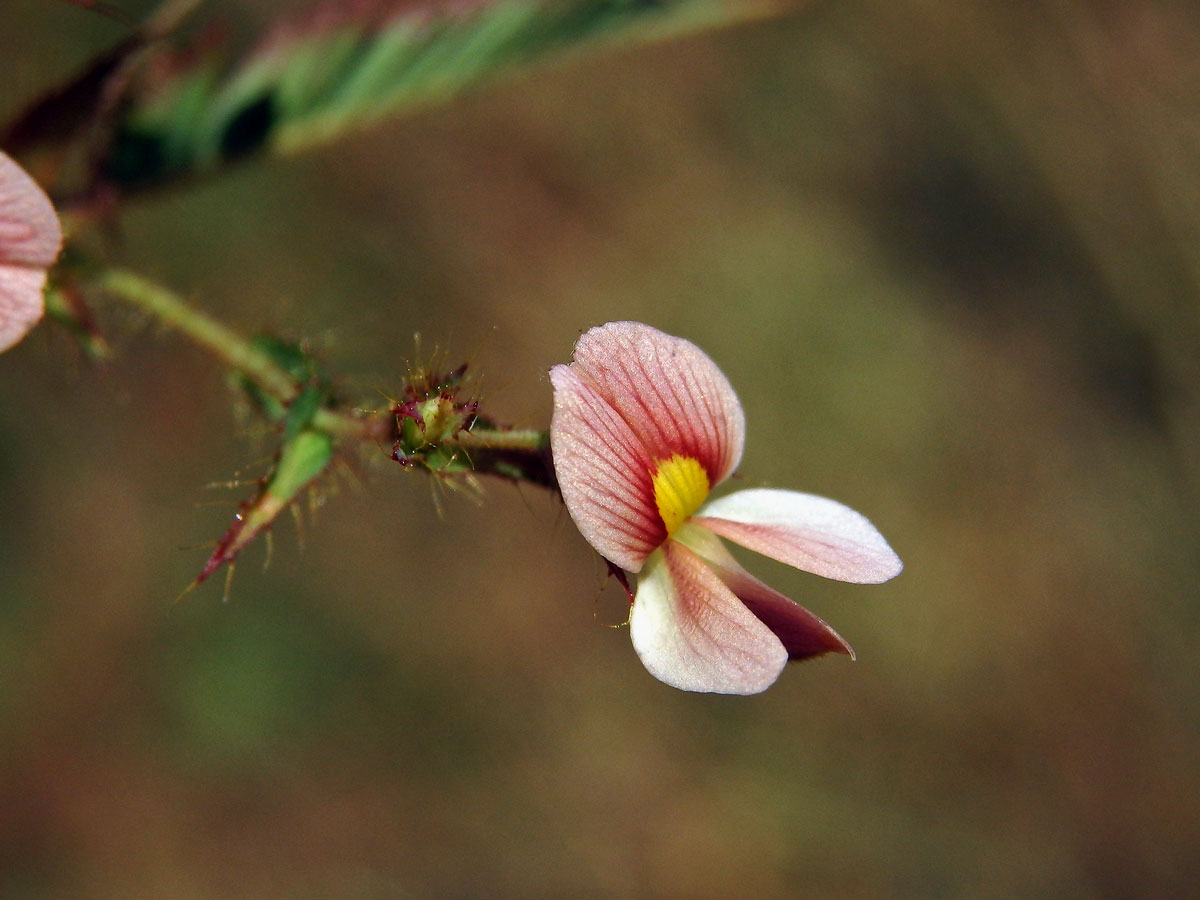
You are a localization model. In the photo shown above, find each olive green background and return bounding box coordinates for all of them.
[3,1,1199,897]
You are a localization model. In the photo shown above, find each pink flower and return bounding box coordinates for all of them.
[0,152,62,353]
[550,321,902,694]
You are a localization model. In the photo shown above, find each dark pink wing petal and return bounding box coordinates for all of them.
[569,321,744,485]
[695,488,903,584]
[550,363,665,572]
[629,541,787,694]
[675,523,853,661]
[0,153,62,353]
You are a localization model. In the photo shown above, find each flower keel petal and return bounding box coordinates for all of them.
[695,488,903,583]
[630,542,787,694]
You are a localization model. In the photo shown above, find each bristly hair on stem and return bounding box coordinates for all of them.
[86,262,558,590]
[388,360,556,490]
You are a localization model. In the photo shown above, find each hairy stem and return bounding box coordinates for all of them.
[97,267,392,441]
[453,426,555,490]
[456,427,548,453]
[98,267,301,400]
[93,266,552,482]
[311,406,391,442]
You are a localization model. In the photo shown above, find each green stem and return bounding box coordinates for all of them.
[311,406,391,442]
[454,427,548,452]
[450,426,555,490]
[94,266,552,486]
[97,267,394,443]
[99,267,301,402]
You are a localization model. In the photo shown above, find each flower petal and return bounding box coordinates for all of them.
[0,154,61,269]
[0,153,62,353]
[550,363,664,572]
[0,267,50,354]
[629,541,787,694]
[569,321,744,485]
[695,488,903,583]
[675,523,854,660]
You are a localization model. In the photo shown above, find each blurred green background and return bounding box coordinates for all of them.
[3,1,1200,897]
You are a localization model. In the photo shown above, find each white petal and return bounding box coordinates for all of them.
[674,524,854,660]
[694,488,903,584]
[629,542,787,695]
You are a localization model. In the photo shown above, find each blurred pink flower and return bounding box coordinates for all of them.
[550,321,902,694]
[0,152,62,353]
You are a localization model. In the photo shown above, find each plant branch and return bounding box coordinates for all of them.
[456,427,548,453]
[92,266,549,467]
[98,267,302,400]
[97,266,394,441]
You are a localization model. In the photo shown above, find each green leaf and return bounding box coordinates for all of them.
[230,336,324,425]
[267,428,335,502]
[96,0,789,190]
[283,386,326,443]
[194,427,335,586]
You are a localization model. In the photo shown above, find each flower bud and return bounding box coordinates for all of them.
[390,364,478,473]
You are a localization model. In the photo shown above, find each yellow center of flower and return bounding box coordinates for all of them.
[652,455,711,537]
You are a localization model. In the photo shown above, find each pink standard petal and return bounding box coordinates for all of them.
[569,321,744,485]
[629,541,787,695]
[675,523,854,661]
[550,363,665,572]
[695,488,903,584]
[0,153,62,353]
